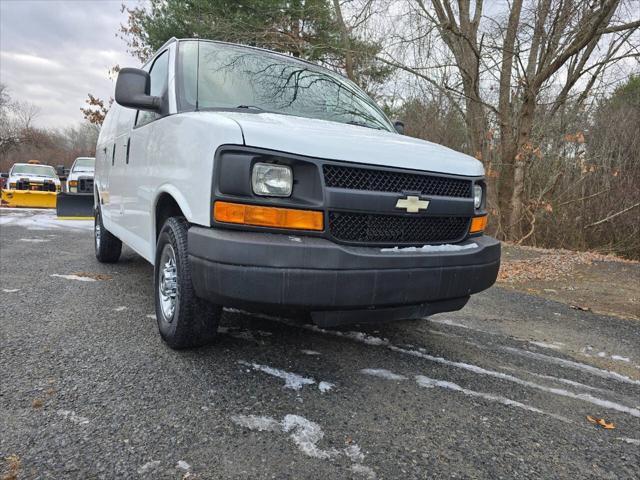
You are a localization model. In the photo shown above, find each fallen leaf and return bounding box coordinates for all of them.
[597,418,615,429]
[586,415,597,424]
[32,398,44,409]
[71,272,112,281]
[2,454,21,480]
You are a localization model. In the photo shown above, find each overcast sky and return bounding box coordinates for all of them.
[0,0,141,129]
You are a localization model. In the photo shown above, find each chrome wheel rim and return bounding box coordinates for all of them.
[95,219,101,250]
[158,244,178,322]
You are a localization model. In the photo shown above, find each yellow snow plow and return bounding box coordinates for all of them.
[1,189,57,209]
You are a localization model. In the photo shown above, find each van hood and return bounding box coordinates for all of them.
[214,112,484,177]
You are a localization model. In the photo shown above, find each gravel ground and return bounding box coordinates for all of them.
[1,209,639,479]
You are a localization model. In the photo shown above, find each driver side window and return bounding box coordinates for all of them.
[135,50,169,127]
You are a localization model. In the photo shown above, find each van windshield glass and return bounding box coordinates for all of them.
[11,164,57,178]
[178,41,394,132]
[73,158,95,172]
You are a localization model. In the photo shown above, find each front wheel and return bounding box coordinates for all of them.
[154,217,221,349]
[94,207,122,263]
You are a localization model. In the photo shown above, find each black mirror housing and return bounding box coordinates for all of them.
[394,121,405,135]
[115,68,161,112]
[1,173,8,178]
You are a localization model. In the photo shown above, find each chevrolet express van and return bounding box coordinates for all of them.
[94,38,500,349]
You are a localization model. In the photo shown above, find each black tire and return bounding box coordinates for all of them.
[154,217,221,349]
[94,207,122,263]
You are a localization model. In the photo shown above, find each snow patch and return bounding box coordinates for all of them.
[0,211,92,231]
[611,355,630,363]
[360,368,407,381]
[318,381,335,393]
[175,460,191,471]
[50,274,96,282]
[146,314,156,320]
[232,413,372,472]
[381,242,478,253]
[301,349,321,356]
[137,461,160,474]
[502,346,640,386]
[394,346,640,418]
[2,288,20,293]
[20,237,49,243]
[230,414,281,432]
[616,437,640,446]
[529,341,564,350]
[238,360,316,390]
[56,409,89,425]
[415,375,572,423]
[114,306,128,312]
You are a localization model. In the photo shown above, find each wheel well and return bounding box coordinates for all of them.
[155,193,184,240]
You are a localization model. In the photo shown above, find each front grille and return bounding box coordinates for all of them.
[329,211,470,245]
[78,177,94,193]
[323,164,472,198]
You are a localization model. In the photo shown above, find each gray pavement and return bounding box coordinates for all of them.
[1,209,639,479]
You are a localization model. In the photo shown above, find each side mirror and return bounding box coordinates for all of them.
[0,173,8,178]
[394,121,405,135]
[55,165,65,176]
[115,68,161,111]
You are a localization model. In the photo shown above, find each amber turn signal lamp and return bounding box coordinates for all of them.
[469,215,488,234]
[214,201,324,231]
[68,180,78,187]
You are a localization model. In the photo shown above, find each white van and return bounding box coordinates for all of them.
[95,38,500,349]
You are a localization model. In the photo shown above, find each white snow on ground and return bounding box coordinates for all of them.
[146,314,157,320]
[360,369,407,381]
[231,414,374,476]
[394,345,640,418]
[381,243,478,253]
[114,306,128,312]
[0,209,92,231]
[137,461,161,474]
[2,288,20,293]
[304,324,640,418]
[428,318,499,336]
[175,460,191,471]
[500,366,606,393]
[50,274,96,282]
[56,409,90,425]
[611,355,631,362]
[238,360,316,390]
[529,341,564,350]
[415,375,573,423]
[301,349,321,356]
[318,381,335,393]
[19,237,50,243]
[502,346,640,386]
[231,415,282,432]
[616,437,640,446]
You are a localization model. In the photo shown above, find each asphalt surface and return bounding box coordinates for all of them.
[1,209,639,480]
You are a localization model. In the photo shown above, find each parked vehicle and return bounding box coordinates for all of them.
[56,157,95,218]
[66,157,95,193]
[95,38,500,349]
[1,162,61,208]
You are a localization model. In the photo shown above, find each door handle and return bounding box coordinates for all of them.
[125,138,131,165]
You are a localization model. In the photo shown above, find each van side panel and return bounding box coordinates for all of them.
[123,112,244,263]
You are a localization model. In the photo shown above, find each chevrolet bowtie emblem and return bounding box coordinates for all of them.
[395,195,429,213]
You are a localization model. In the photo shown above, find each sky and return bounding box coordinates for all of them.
[0,0,142,129]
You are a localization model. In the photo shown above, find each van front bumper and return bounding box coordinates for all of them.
[188,227,500,325]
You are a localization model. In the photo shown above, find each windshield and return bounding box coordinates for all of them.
[178,41,394,132]
[73,158,95,172]
[11,164,57,178]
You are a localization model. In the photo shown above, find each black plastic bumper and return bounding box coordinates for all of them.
[188,227,500,324]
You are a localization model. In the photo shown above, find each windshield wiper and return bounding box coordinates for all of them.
[346,120,384,131]
[236,105,264,111]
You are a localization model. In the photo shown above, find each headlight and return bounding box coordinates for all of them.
[252,163,293,197]
[473,184,483,209]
